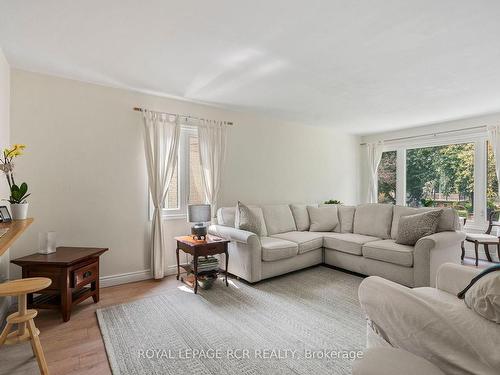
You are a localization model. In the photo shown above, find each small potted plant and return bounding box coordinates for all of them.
[0,144,30,220]
[324,199,342,205]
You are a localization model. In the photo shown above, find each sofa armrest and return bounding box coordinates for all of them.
[415,231,466,251]
[208,224,263,283]
[413,231,466,287]
[435,263,481,295]
[208,224,261,246]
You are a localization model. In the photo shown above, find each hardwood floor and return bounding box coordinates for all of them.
[3,257,494,374]
[28,274,183,375]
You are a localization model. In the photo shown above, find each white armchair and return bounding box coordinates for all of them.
[358,263,500,375]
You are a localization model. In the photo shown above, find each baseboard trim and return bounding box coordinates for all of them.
[99,265,178,288]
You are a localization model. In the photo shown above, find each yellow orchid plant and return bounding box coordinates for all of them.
[1,144,30,204]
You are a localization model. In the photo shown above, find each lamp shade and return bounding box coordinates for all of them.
[187,204,211,223]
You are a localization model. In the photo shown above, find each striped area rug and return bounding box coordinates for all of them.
[97,266,366,374]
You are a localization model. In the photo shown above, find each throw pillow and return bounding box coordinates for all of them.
[462,270,500,323]
[307,206,339,232]
[290,204,316,231]
[458,264,500,298]
[235,201,261,235]
[395,210,442,246]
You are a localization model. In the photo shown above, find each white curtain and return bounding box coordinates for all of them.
[143,110,180,279]
[488,125,500,197]
[198,120,228,219]
[366,142,384,203]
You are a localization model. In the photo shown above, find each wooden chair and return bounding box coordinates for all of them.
[462,210,500,266]
[0,277,51,375]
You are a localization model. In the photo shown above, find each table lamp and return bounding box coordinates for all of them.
[187,204,211,240]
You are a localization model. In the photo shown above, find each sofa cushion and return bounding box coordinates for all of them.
[354,204,393,239]
[217,207,236,227]
[260,237,298,261]
[290,203,318,231]
[271,231,324,254]
[261,204,297,235]
[308,206,339,231]
[362,239,414,267]
[322,232,380,255]
[391,206,460,239]
[334,205,356,233]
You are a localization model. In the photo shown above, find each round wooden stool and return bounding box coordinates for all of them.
[0,277,51,375]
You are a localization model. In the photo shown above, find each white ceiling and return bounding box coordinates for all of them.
[1,1,500,134]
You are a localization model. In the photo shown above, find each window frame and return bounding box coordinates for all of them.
[378,129,489,230]
[149,125,205,220]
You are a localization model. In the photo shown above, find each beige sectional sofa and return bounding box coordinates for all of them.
[208,203,465,287]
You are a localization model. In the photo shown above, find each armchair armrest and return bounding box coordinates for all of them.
[208,224,260,246]
[435,263,481,295]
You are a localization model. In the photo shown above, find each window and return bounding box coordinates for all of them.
[160,127,206,218]
[166,164,179,209]
[188,135,205,205]
[378,151,396,204]
[375,134,493,227]
[406,143,474,219]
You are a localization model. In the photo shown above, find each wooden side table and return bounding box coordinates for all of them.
[175,235,230,294]
[11,247,108,322]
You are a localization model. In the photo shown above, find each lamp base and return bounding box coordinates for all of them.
[191,224,208,241]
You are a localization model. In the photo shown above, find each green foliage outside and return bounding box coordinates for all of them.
[378,151,396,204]
[324,199,342,204]
[377,143,500,219]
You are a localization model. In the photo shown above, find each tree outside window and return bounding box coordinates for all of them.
[378,151,396,204]
[406,143,474,219]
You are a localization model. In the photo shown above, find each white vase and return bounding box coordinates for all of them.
[11,203,29,220]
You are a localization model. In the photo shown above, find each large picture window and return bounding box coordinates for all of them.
[406,143,474,219]
[375,133,495,228]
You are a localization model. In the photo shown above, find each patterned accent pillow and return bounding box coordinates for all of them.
[395,210,442,246]
[235,201,261,235]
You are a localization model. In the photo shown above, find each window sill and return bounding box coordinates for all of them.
[162,214,187,221]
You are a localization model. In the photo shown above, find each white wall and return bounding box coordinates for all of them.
[0,48,10,322]
[9,69,360,282]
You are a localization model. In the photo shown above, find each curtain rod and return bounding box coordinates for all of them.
[359,125,487,146]
[133,107,233,126]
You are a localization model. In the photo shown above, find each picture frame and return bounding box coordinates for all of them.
[0,206,12,222]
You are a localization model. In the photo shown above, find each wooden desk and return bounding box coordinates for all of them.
[175,235,229,294]
[0,218,34,257]
[11,247,108,322]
